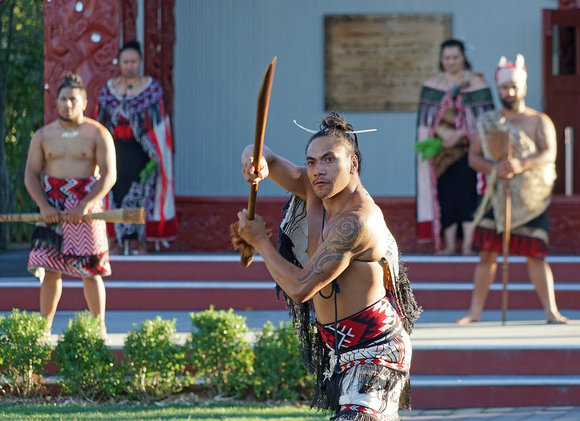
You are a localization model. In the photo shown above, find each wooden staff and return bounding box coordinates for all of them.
[240,57,277,267]
[501,131,513,325]
[0,208,145,224]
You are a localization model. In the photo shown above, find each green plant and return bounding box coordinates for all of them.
[123,316,187,400]
[0,309,51,396]
[252,321,313,401]
[53,311,120,400]
[0,0,44,248]
[187,307,254,397]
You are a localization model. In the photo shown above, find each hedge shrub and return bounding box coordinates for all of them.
[0,309,51,396]
[123,316,188,400]
[187,307,254,397]
[53,311,120,400]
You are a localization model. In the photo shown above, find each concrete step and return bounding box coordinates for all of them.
[1,254,579,311]
[410,313,580,408]
[411,375,580,409]
[406,255,580,283]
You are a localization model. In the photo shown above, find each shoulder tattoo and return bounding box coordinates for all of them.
[298,213,364,284]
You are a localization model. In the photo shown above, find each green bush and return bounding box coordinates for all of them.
[252,321,313,401]
[123,316,187,400]
[187,307,254,397]
[0,309,51,396]
[53,311,120,400]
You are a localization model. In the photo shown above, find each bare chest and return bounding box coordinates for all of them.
[506,114,539,140]
[43,136,95,161]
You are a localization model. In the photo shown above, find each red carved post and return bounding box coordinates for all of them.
[144,0,175,120]
[121,0,138,44]
[43,0,120,123]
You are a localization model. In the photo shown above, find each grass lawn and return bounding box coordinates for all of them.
[0,401,332,420]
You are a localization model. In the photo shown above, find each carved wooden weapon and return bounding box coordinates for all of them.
[0,208,145,224]
[235,57,276,267]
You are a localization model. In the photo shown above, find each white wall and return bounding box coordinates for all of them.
[173,0,558,197]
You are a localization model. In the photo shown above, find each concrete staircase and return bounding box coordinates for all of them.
[1,252,579,409]
[4,254,579,311]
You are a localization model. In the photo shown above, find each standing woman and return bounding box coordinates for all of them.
[415,39,494,255]
[95,40,177,255]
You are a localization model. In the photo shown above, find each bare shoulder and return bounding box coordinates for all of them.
[343,201,385,238]
[82,118,113,140]
[342,201,388,258]
[524,107,552,126]
[30,125,47,146]
[367,202,389,236]
[537,110,554,126]
[34,121,55,137]
[82,117,107,130]
[534,110,556,138]
[33,120,59,143]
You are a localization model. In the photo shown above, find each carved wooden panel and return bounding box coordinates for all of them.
[325,14,451,111]
[144,0,175,120]
[121,0,138,43]
[44,0,120,123]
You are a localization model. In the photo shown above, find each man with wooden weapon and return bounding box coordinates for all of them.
[231,58,421,419]
[456,55,568,325]
[234,111,422,420]
[22,72,117,339]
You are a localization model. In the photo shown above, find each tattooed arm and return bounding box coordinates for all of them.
[237,208,367,303]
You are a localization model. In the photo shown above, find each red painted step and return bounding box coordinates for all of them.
[1,255,578,311]
[411,381,580,409]
[413,348,580,376]
[4,283,578,311]
[104,255,579,283]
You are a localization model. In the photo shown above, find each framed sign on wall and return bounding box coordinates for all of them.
[325,14,451,112]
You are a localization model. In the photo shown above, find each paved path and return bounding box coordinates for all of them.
[30,308,580,348]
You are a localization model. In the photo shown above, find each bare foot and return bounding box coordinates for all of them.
[108,238,121,255]
[455,313,481,324]
[546,313,569,324]
[137,243,149,255]
[100,323,110,344]
[40,329,52,345]
[109,244,122,255]
[436,248,455,256]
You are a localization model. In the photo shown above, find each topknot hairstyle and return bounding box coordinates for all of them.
[56,72,87,97]
[306,112,362,174]
[119,40,142,58]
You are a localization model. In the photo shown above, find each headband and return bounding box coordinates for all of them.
[495,54,527,86]
[293,120,377,134]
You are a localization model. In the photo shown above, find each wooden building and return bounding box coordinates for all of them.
[44,0,580,254]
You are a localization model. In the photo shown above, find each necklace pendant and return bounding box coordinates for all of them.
[62,130,80,139]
